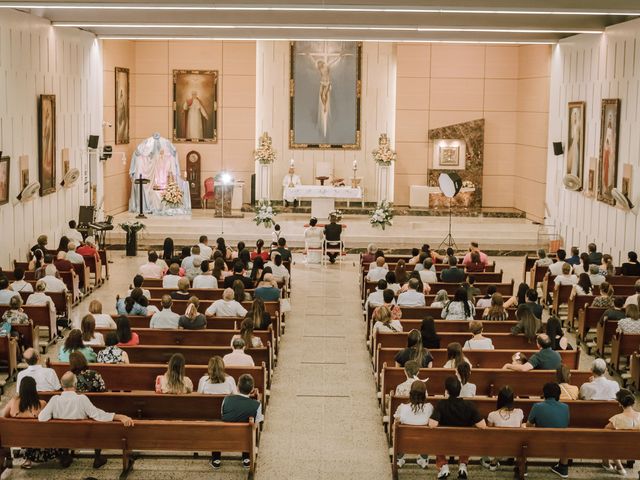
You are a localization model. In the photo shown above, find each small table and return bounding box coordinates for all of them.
[316,176,329,186]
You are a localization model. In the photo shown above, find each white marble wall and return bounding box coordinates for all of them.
[547,19,640,263]
[255,41,396,205]
[0,9,102,267]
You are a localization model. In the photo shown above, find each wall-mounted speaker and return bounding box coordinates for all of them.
[552,142,564,156]
[88,135,99,149]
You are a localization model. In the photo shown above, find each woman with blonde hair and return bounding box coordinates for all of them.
[197,356,237,394]
[443,342,471,369]
[178,296,206,330]
[482,293,508,321]
[372,305,403,333]
[430,289,449,308]
[510,304,542,343]
[556,364,579,400]
[231,318,263,348]
[80,314,104,346]
[463,321,494,350]
[155,353,193,394]
[88,299,116,328]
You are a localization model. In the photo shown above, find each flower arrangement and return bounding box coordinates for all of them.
[254,200,277,228]
[462,180,475,189]
[254,132,277,165]
[119,220,145,234]
[372,133,397,166]
[328,209,343,222]
[162,181,184,208]
[370,201,394,230]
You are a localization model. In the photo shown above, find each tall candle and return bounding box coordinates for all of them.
[353,160,358,169]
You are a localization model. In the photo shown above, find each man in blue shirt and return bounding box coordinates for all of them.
[527,382,570,478]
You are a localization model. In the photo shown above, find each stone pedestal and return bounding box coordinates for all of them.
[376,164,395,203]
[255,160,272,201]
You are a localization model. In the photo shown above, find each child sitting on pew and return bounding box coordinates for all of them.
[393,380,432,470]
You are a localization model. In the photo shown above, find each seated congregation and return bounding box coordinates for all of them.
[0,232,292,475]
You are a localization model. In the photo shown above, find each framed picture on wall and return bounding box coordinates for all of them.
[38,94,56,196]
[566,101,585,186]
[172,70,218,143]
[289,41,362,149]
[0,156,10,206]
[622,163,632,199]
[432,139,466,170]
[585,156,597,197]
[115,67,130,145]
[597,98,621,205]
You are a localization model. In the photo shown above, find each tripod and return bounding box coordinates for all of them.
[438,197,458,251]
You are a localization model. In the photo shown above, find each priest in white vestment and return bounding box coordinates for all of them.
[182,91,208,140]
[282,166,302,206]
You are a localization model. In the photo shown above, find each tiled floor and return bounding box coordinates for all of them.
[0,253,636,480]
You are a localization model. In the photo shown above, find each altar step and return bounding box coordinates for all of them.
[108,211,545,253]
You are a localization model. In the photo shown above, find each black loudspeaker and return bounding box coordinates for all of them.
[250,174,256,205]
[552,142,564,156]
[101,145,113,160]
[78,205,95,225]
[88,135,100,149]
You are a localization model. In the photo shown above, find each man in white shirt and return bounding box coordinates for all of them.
[0,277,18,305]
[548,249,570,276]
[41,265,67,293]
[265,253,290,284]
[181,245,201,271]
[162,264,181,289]
[588,264,605,286]
[461,241,489,267]
[624,281,640,307]
[139,251,164,279]
[223,338,255,366]
[193,260,218,289]
[206,289,248,317]
[419,258,438,284]
[17,348,61,392]
[149,295,180,329]
[66,242,85,265]
[38,371,134,469]
[579,358,620,400]
[65,220,85,245]
[365,280,388,310]
[554,263,578,286]
[198,235,213,260]
[186,257,202,282]
[397,279,426,307]
[9,268,34,293]
[366,257,389,282]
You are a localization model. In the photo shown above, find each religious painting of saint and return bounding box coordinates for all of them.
[566,101,585,185]
[38,94,56,196]
[289,41,362,149]
[0,156,10,206]
[585,156,597,197]
[597,98,621,205]
[173,70,218,143]
[115,67,130,145]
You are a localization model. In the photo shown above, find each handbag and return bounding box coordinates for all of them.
[279,297,292,313]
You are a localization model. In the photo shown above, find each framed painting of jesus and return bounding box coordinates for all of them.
[289,41,362,149]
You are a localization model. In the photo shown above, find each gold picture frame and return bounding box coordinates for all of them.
[172,70,218,143]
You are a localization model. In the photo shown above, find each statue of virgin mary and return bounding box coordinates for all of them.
[128,133,192,215]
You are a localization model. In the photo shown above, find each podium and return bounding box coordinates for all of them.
[213,182,234,217]
[134,175,150,218]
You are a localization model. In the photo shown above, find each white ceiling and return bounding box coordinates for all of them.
[3,1,640,43]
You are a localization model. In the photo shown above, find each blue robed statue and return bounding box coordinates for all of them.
[128,133,191,215]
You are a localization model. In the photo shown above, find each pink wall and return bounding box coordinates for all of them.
[101,40,256,214]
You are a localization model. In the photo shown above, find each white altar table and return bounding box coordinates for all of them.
[284,185,362,219]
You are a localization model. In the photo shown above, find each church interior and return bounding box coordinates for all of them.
[0,1,639,479]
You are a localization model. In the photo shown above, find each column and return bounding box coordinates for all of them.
[255,160,272,201]
[375,163,395,203]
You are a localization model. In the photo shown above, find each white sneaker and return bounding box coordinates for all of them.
[615,466,627,477]
[458,463,468,479]
[396,457,405,468]
[417,457,429,469]
[437,464,450,479]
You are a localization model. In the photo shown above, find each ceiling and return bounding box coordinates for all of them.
[3,0,640,43]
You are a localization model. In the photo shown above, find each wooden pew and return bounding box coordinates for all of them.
[373,331,542,354]
[391,425,639,480]
[551,284,573,315]
[576,305,607,343]
[529,264,549,289]
[38,391,263,421]
[147,287,257,300]
[0,304,56,343]
[17,290,71,321]
[98,249,110,280]
[398,319,518,334]
[116,314,239,331]
[72,262,91,293]
[606,275,640,285]
[386,394,620,443]
[11,322,38,352]
[0,418,258,478]
[379,367,592,401]
[47,362,268,400]
[595,318,620,357]
[82,254,103,287]
[0,336,18,380]
[59,269,81,304]
[566,295,595,329]
[397,306,516,320]
[610,332,640,372]
[375,347,580,377]
[630,351,640,391]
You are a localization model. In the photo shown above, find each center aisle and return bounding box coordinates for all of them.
[256,254,390,479]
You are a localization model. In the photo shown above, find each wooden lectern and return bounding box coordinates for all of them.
[135,175,150,218]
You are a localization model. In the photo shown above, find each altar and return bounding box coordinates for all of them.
[284,185,362,218]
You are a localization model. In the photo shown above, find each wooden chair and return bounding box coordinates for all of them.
[610,332,640,373]
[202,177,215,209]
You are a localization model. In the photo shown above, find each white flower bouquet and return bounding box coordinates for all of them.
[254,200,277,228]
[119,220,145,234]
[369,201,394,230]
[254,132,277,165]
[328,209,343,223]
[162,182,184,208]
[462,180,475,189]
[372,133,397,166]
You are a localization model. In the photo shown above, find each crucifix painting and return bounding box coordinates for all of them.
[289,41,362,149]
